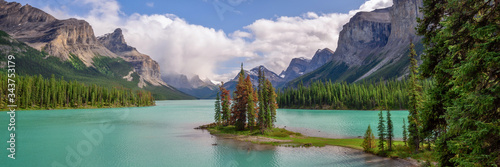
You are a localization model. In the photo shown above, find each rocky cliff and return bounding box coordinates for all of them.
[0,0,116,66]
[98,28,167,88]
[288,0,423,86]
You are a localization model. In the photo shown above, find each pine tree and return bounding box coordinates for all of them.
[402,118,408,146]
[232,64,248,131]
[219,82,231,126]
[266,79,277,128]
[417,0,500,165]
[407,41,421,153]
[246,76,256,130]
[377,110,385,152]
[386,106,393,151]
[362,125,376,152]
[214,92,221,125]
[257,67,268,131]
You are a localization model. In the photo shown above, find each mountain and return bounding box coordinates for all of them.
[0,0,194,100]
[162,73,218,99]
[0,0,116,65]
[98,28,167,88]
[288,0,423,87]
[224,65,283,92]
[279,48,334,82]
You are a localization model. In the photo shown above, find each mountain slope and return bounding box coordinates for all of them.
[98,28,168,88]
[288,0,423,87]
[0,1,194,100]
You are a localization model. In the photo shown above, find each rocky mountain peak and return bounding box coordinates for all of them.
[98,28,134,53]
[98,28,167,88]
[280,47,334,82]
[0,0,116,66]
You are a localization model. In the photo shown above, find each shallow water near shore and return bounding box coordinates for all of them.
[2,100,411,167]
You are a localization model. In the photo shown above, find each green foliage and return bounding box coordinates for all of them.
[0,74,155,110]
[407,42,422,153]
[386,107,393,151]
[220,82,231,125]
[362,125,376,152]
[278,79,432,110]
[417,0,500,165]
[214,92,221,125]
[377,110,386,152]
[0,32,192,100]
[232,64,248,130]
[402,118,408,146]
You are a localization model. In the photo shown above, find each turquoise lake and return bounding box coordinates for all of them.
[2,100,411,167]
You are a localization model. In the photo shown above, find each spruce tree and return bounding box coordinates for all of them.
[214,92,221,125]
[246,76,256,130]
[402,118,408,146]
[362,125,376,152]
[417,0,500,165]
[232,64,248,131]
[407,41,421,153]
[377,110,385,152]
[219,82,231,126]
[386,107,393,151]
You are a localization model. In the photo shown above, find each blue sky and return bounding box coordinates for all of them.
[11,0,393,81]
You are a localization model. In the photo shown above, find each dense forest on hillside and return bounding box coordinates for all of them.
[277,79,432,110]
[0,73,155,110]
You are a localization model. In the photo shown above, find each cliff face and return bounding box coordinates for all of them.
[331,8,392,66]
[288,0,424,86]
[0,0,116,66]
[98,28,167,88]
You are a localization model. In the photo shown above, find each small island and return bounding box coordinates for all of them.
[197,64,432,166]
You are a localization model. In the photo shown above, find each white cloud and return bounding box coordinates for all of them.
[40,0,393,81]
[146,2,154,7]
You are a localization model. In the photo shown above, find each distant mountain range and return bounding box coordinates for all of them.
[0,0,194,100]
[0,0,424,99]
[224,0,423,91]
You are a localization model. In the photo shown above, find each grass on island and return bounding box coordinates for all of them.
[206,125,435,164]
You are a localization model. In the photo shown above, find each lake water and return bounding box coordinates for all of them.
[2,100,411,167]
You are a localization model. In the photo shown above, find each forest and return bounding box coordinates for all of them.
[277,79,432,110]
[0,73,155,110]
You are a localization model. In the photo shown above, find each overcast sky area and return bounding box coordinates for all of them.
[11,0,393,82]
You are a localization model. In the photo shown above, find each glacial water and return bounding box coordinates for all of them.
[2,100,411,167]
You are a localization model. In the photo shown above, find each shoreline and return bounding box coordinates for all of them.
[197,124,421,166]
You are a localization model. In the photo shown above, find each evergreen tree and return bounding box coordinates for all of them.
[214,92,221,125]
[257,67,268,131]
[232,64,248,131]
[266,79,278,128]
[362,125,376,152]
[402,118,408,146]
[246,76,257,130]
[377,110,385,152]
[417,0,500,165]
[386,106,393,151]
[407,41,421,153]
[219,82,231,126]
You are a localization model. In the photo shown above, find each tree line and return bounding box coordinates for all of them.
[214,64,278,132]
[277,78,432,110]
[0,73,155,110]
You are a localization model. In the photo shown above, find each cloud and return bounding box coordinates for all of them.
[146,2,154,7]
[39,0,392,81]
